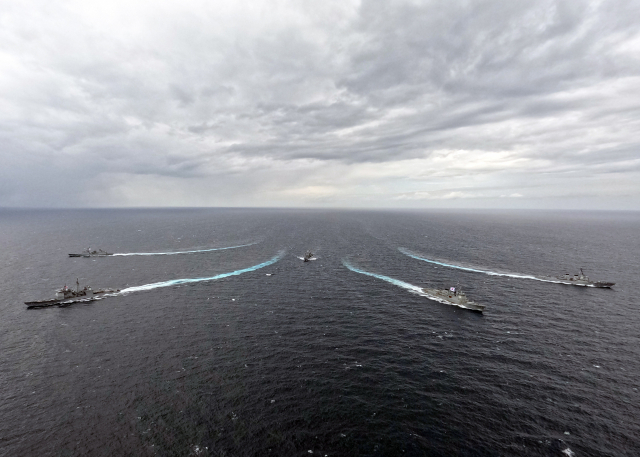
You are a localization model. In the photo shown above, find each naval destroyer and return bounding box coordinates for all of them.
[555,268,614,288]
[421,286,485,312]
[68,248,113,257]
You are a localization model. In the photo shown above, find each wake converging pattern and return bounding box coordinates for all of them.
[119,251,284,294]
[398,247,562,284]
[113,242,257,256]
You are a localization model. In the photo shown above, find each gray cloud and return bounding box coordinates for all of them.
[1,0,639,208]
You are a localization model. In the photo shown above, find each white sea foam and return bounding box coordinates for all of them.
[118,251,284,294]
[398,247,564,284]
[113,242,257,256]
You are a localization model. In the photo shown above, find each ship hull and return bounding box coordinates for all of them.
[555,280,615,288]
[68,253,113,257]
[25,297,96,308]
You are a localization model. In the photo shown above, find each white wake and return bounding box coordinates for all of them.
[118,251,284,294]
[398,247,565,285]
[113,242,257,256]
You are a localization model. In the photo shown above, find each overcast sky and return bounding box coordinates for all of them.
[1,0,639,209]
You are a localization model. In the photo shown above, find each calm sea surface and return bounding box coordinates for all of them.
[0,208,638,456]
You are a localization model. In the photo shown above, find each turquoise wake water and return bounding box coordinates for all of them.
[342,259,425,295]
[119,251,283,294]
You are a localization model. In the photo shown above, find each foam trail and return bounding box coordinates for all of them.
[119,251,284,294]
[398,247,563,284]
[343,260,424,294]
[113,242,257,256]
[342,259,460,306]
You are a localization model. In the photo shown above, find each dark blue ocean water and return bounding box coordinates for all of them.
[0,208,639,456]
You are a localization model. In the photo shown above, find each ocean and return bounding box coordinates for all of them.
[0,208,638,456]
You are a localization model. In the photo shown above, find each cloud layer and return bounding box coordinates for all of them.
[1,0,639,208]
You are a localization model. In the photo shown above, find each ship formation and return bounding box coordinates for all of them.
[26,245,119,309]
[26,244,614,315]
[414,267,613,313]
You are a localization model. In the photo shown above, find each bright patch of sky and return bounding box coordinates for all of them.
[1,0,639,209]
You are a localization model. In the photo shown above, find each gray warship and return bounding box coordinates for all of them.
[421,286,485,312]
[303,250,314,262]
[555,268,614,288]
[69,248,113,257]
[25,279,119,309]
